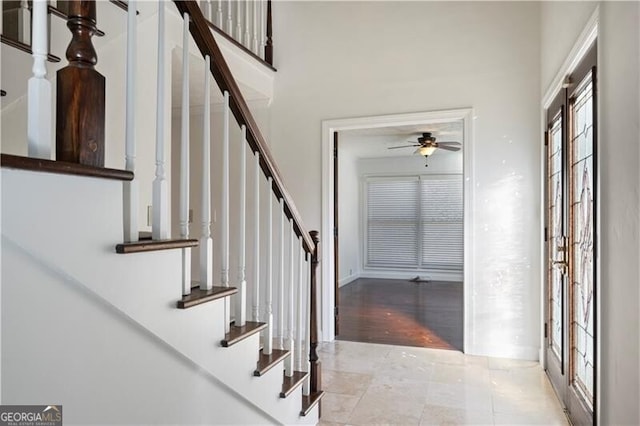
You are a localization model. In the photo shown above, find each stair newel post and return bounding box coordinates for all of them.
[123,0,138,243]
[285,218,295,377]
[297,242,305,373]
[235,125,248,327]
[264,176,274,355]
[152,0,169,240]
[309,230,321,395]
[56,0,104,166]
[278,198,285,350]
[252,152,261,322]
[222,90,231,332]
[179,12,192,295]
[264,0,273,65]
[27,0,52,160]
[199,55,214,291]
[302,250,311,396]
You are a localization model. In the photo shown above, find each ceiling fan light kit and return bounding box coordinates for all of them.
[415,146,437,156]
[387,132,462,167]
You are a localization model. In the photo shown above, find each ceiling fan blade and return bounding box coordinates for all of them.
[437,145,461,152]
[436,141,462,146]
[387,144,419,150]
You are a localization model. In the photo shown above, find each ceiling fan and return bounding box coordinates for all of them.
[388,132,461,166]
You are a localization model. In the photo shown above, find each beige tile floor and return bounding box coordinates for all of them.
[318,341,568,426]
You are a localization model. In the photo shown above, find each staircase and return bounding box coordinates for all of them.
[1,1,324,424]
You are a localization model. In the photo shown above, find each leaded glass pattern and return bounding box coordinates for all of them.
[548,114,564,360]
[571,77,594,406]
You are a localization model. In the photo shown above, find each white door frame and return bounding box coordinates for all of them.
[321,108,475,350]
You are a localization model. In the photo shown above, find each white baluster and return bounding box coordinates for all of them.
[244,0,251,48]
[201,0,211,21]
[216,0,223,28]
[259,0,266,59]
[235,125,247,327]
[235,0,243,41]
[278,199,285,350]
[123,0,138,243]
[302,251,311,396]
[19,1,31,44]
[285,219,295,377]
[226,0,233,33]
[222,91,231,332]
[264,177,274,355]
[179,13,192,296]
[252,0,258,55]
[297,243,304,372]
[153,1,169,240]
[200,55,214,292]
[252,152,261,322]
[27,0,51,160]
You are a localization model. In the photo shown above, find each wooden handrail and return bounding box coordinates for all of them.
[173,0,314,254]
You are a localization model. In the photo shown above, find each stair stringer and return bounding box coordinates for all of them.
[1,168,320,425]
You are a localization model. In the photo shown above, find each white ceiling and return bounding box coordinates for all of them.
[340,120,464,159]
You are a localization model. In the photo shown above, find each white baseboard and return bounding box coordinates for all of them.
[338,273,359,287]
[466,342,540,361]
[359,269,463,282]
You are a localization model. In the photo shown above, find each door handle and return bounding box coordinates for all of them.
[552,260,568,273]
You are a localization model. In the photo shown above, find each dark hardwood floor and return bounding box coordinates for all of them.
[337,278,463,350]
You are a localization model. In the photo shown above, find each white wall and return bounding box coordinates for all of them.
[270,1,541,360]
[540,2,639,424]
[337,141,360,286]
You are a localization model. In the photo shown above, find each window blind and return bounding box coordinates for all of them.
[365,175,463,271]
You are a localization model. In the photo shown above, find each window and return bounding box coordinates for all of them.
[365,175,463,271]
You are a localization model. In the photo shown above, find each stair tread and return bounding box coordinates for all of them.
[1,154,133,181]
[300,391,325,416]
[221,321,267,347]
[254,349,290,377]
[177,286,237,309]
[280,371,308,398]
[116,238,198,254]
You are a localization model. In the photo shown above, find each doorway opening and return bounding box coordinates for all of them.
[321,109,473,351]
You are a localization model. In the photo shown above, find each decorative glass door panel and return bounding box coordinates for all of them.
[570,74,595,408]
[548,111,565,363]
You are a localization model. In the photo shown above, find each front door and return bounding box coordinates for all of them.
[544,44,597,426]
